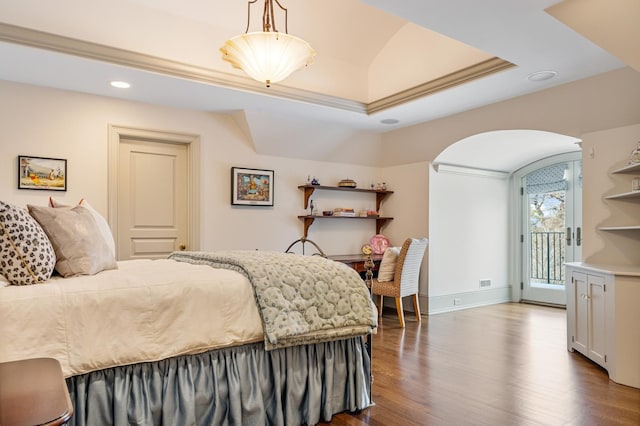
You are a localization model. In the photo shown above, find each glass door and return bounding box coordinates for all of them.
[521,158,582,306]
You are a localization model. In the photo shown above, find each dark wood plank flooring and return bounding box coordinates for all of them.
[323,303,640,426]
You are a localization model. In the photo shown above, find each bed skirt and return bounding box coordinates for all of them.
[66,337,371,426]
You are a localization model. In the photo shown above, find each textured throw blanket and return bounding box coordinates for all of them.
[169,251,378,350]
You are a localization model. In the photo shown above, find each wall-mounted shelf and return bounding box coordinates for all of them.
[297,215,393,238]
[298,185,393,211]
[297,185,394,238]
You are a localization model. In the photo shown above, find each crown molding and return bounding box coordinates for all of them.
[0,22,515,116]
[367,57,516,114]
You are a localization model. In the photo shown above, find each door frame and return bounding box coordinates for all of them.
[108,125,200,259]
[510,151,581,303]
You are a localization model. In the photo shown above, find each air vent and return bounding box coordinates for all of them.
[480,279,492,288]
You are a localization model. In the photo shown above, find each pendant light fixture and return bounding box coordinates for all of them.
[220,0,316,87]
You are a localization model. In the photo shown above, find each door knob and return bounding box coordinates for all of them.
[179,243,186,251]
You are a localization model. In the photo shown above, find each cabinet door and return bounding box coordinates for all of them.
[572,271,589,355]
[588,274,606,367]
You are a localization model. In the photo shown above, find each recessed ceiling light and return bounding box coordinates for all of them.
[380,118,399,125]
[110,80,131,89]
[527,71,557,82]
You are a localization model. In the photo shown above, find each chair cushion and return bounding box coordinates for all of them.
[377,246,400,282]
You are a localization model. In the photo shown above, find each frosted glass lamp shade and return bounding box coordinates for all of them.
[221,31,315,87]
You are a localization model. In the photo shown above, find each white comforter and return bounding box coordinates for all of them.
[0,259,264,377]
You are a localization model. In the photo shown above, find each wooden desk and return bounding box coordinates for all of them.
[328,254,383,274]
[0,358,73,426]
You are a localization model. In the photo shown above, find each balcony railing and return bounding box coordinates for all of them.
[530,231,565,285]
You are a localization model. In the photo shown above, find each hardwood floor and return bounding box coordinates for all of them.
[323,303,640,426]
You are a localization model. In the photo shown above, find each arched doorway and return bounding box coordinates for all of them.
[428,130,581,314]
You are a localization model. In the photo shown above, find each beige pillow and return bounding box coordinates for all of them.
[377,246,400,282]
[28,204,117,277]
[49,197,116,257]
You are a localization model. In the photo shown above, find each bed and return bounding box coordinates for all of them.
[0,201,377,425]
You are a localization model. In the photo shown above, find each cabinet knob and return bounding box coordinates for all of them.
[179,243,186,251]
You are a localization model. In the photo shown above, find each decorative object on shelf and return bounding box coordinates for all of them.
[18,156,67,191]
[629,142,640,165]
[333,208,355,217]
[338,178,357,188]
[322,210,333,216]
[370,234,390,255]
[376,182,387,190]
[311,177,320,185]
[220,0,315,88]
[309,199,314,215]
[231,167,274,206]
[633,177,640,192]
[361,244,373,256]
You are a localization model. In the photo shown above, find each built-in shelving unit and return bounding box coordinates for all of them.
[297,185,394,238]
[600,162,640,232]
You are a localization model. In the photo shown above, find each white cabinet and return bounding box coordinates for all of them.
[566,262,640,389]
[567,270,608,368]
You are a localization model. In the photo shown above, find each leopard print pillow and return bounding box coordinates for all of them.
[0,201,56,285]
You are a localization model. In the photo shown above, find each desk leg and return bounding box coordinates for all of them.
[363,254,375,405]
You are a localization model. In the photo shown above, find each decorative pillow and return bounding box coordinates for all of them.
[28,204,117,277]
[49,197,116,257]
[377,246,400,282]
[0,201,56,285]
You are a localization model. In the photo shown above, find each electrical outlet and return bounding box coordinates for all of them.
[453,298,462,305]
[480,279,491,288]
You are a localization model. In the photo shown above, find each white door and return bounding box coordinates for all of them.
[117,138,189,259]
[521,158,582,305]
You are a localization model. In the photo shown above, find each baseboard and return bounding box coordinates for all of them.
[427,286,512,314]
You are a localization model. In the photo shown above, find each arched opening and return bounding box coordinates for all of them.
[427,130,581,314]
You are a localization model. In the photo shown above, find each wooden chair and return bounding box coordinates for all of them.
[371,237,428,328]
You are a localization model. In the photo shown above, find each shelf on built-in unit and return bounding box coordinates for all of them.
[605,191,640,200]
[599,225,640,231]
[611,162,640,174]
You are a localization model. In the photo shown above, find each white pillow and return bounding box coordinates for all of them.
[28,204,117,277]
[49,197,116,257]
[377,246,400,282]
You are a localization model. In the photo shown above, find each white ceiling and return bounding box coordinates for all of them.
[0,0,632,169]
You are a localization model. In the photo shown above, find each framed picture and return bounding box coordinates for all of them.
[18,156,67,191]
[231,167,274,206]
